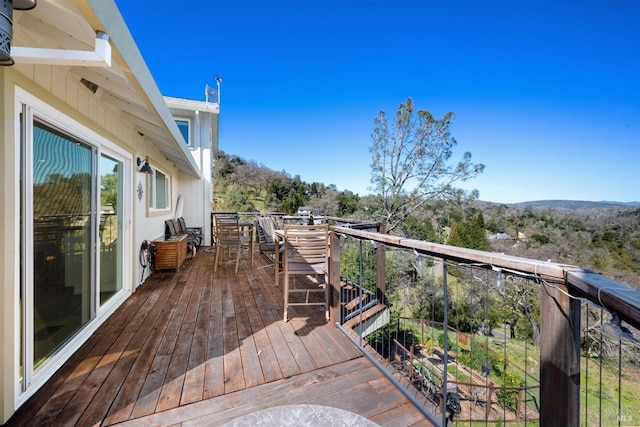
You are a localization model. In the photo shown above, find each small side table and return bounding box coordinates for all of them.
[153,234,187,271]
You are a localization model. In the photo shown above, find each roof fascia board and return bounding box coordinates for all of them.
[76,0,202,178]
[164,96,220,114]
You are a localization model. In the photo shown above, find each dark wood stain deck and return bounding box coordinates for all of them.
[5,248,432,427]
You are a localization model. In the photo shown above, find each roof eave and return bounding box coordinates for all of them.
[77,0,203,178]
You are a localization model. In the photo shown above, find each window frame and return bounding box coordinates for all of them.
[147,165,172,213]
[175,118,192,147]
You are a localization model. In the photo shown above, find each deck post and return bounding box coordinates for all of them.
[329,231,342,325]
[376,223,386,301]
[485,384,493,421]
[539,279,581,426]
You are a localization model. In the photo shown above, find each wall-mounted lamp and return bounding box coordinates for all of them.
[1,0,38,66]
[137,157,153,174]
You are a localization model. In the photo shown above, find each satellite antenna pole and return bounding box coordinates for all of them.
[214,75,222,106]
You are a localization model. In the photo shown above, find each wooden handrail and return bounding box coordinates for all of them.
[329,225,640,329]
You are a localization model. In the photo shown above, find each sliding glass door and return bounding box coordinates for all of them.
[18,90,131,398]
[31,121,95,371]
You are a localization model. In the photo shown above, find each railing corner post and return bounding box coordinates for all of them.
[376,227,386,301]
[539,279,581,426]
[329,231,341,325]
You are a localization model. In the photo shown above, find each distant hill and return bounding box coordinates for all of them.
[508,200,640,212]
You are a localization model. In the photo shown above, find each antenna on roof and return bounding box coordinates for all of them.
[214,75,222,105]
[205,84,217,103]
[205,75,222,110]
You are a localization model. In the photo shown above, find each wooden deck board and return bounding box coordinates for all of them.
[128,354,171,420]
[203,284,225,399]
[4,248,433,427]
[54,330,136,426]
[179,258,211,406]
[25,274,171,426]
[154,264,200,413]
[156,320,195,412]
[101,269,193,425]
[103,276,184,424]
[237,265,282,383]
[233,266,266,388]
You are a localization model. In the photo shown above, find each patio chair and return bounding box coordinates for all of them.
[176,217,203,249]
[211,212,238,246]
[256,216,283,264]
[213,214,253,273]
[165,217,203,250]
[282,224,329,322]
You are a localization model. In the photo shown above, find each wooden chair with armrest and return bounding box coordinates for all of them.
[282,224,329,322]
[213,214,253,273]
[256,216,284,264]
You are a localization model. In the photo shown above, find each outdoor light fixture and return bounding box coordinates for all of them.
[0,0,38,66]
[137,157,153,174]
[12,0,36,8]
[602,312,639,343]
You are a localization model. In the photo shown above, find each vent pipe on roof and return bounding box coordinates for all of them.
[0,0,37,66]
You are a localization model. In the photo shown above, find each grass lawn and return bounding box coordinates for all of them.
[397,319,640,426]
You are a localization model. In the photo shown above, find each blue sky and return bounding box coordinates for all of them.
[116,1,639,204]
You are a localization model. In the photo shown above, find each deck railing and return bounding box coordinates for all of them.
[327,222,640,426]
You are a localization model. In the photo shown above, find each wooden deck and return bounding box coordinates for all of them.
[6,248,432,426]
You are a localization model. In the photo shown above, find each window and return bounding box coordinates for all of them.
[175,119,191,145]
[148,167,171,211]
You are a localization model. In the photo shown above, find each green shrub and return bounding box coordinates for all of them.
[531,234,550,245]
[496,370,524,412]
[437,332,450,351]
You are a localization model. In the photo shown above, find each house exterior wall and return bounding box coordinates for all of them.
[167,100,218,246]
[0,65,19,426]
[0,62,208,423]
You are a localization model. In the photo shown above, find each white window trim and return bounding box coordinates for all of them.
[147,166,172,213]
[175,117,192,147]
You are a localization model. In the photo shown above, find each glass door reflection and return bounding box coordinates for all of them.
[99,155,123,305]
[32,121,94,370]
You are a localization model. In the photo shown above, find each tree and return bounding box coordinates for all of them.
[403,215,438,242]
[369,98,484,234]
[214,150,235,179]
[217,183,255,212]
[308,189,339,216]
[499,276,541,346]
[101,172,118,210]
[336,190,360,216]
[446,213,491,251]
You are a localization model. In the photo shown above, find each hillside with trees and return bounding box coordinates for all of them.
[213,149,640,289]
[214,96,639,411]
[213,97,638,289]
[213,150,361,217]
[213,97,638,421]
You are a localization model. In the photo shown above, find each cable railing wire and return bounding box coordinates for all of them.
[334,226,639,426]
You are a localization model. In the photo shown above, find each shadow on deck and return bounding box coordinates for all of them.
[5,248,432,426]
